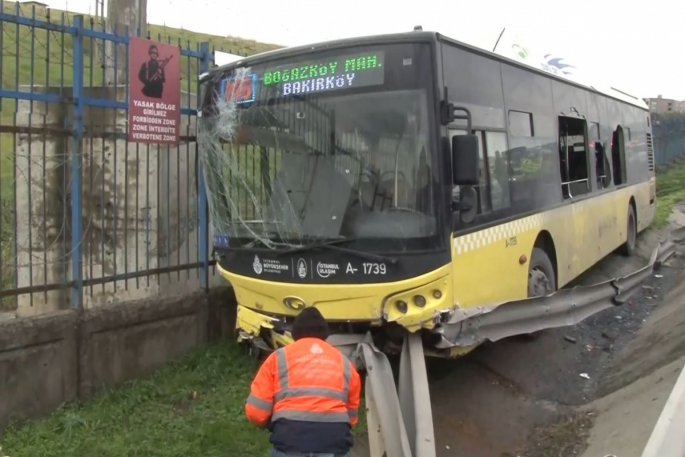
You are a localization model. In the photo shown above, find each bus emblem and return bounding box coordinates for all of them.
[283,296,306,310]
[297,259,307,278]
[253,255,263,275]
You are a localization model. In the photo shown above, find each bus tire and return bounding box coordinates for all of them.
[524,247,557,340]
[620,205,637,257]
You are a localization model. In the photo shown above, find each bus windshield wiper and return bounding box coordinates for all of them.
[278,238,398,264]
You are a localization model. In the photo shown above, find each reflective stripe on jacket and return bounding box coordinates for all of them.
[245,337,361,428]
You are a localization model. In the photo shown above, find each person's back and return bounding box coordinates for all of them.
[245,307,361,457]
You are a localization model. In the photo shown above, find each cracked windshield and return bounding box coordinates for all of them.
[199,45,437,249]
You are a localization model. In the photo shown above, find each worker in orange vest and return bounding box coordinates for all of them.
[245,306,362,457]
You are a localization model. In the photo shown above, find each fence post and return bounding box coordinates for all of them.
[198,42,211,291]
[70,15,84,308]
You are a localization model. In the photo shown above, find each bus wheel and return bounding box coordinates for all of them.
[620,205,637,257]
[524,247,556,340]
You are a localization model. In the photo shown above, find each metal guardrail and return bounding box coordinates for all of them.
[434,230,681,348]
[328,332,435,457]
[655,226,685,269]
[339,228,684,457]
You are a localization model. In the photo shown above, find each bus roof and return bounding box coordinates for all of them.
[203,30,648,112]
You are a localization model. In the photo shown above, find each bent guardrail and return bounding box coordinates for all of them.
[656,226,685,269]
[350,229,683,457]
[434,232,680,349]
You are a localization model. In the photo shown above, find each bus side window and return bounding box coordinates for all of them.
[612,126,627,186]
[484,132,511,211]
[558,116,591,199]
[590,122,610,190]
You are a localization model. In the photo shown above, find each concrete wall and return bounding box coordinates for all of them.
[12,85,226,317]
[0,285,236,432]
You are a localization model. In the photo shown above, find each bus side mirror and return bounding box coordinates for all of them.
[452,134,479,186]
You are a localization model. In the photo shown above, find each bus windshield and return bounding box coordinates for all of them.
[198,42,440,251]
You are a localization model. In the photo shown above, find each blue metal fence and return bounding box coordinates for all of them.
[652,117,685,171]
[0,3,243,314]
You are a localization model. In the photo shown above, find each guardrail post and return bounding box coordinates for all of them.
[70,15,84,308]
[198,42,211,291]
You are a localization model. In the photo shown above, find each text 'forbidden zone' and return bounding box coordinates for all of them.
[128,37,181,145]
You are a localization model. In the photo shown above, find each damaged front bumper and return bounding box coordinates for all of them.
[236,304,296,351]
[235,302,473,360]
[225,262,459,354]
[236,241,668,359]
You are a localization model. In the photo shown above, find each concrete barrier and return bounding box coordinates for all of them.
[0,286,236,432]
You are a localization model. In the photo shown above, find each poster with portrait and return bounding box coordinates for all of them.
[128,37,181,145]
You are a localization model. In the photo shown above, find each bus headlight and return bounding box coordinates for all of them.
[383,275,451,329]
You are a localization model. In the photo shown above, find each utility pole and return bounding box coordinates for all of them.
[94,0,105,68]
[105,0,148,85]
[94,0,105,28]
[492,27,506,53]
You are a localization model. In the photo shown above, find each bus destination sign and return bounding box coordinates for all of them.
[263,51,385,97]
[222,51,386,103]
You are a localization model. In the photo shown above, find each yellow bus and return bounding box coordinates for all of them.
[198,30,656,358]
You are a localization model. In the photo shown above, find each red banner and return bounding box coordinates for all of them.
[128,37,181,145]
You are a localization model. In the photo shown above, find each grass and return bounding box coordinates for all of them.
[654,159,685,228]
[0,341,367,457]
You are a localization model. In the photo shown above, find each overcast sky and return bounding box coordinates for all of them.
[48,0,685,100]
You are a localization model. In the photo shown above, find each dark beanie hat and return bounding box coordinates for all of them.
[292,307,330,341]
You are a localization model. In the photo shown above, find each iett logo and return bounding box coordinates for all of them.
[309,343,324,355]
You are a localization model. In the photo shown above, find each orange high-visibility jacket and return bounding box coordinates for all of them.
[245,337,361,428]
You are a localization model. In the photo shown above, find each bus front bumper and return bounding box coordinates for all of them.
[234,303,477,359]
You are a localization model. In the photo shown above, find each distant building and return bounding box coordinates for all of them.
[21,1,49,6]
[643,95,685,114]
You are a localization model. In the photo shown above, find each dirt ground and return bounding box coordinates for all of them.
[352,204,685,457]
[579,357,684,457]
[576,230,685,457]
